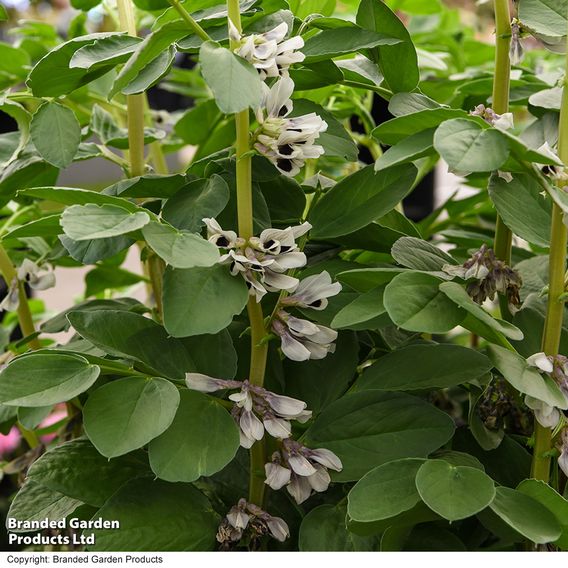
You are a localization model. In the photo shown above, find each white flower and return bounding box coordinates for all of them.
[281,271,341,310]
[17,258,56,291]
[229,20,305,80]
[265,516,290,542]
[527,352,554,374]
[203,218,311,301]
[0,277,19,312]
[509,20,524,66]
[185,372,238,392]
[254,77,327,177]
[272,312,338,362]
[525,395,561,429]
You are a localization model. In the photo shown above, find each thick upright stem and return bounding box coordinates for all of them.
[492,0,513,319]
[531,20,568,482]
[227,0,268,506]
[116,0,145,178]
[0,245,40,350]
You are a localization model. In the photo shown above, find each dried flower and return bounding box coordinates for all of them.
[558,429,568,478]
[443,244,522,311]
[272,311,338,362]
[228,21,305,80]
[185,374,311,448]
[203,218,310,300]
[265,439,342,504]
[254,77,327,176]
[217,498,290,548]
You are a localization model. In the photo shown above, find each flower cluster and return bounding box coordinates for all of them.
[204,217,310,301]
[229,21,304,80]
[265,438,343,504]
[254,77,327,176]
[525,352,568,429]
[470,104,514,131]
[443,244,522,311]
[558,429,568,478]
[217,498,289,548]
[0,259,56,312]
[186,374,311,448]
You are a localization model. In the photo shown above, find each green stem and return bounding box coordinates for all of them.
[0,244,40,350]
[167,0,211,42]
[491,0,513,320]
[531,25,568,480]
[116,0,145,178]
[227,0,268,507]
[340,79,392,101]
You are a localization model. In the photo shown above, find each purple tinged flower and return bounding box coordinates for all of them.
[558,431,568,478]
[272,312,338,362]
[265,516,290,542]
[264,439,342,503]
[527,352,554,374]
[185,373,237,393]
[265,461,291,490]
[263,416,292,438]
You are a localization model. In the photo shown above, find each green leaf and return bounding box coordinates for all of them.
[18,405,52,430]
[331,287,389,330]
[30,102,80,168]
[104,174,187,199]
[85,265,145,297]
[0,353,100,407]
[415,460,495,521]
[433,118,509,173]
[305,390,455,481]
[290,99,358,161]
[199,41,263,113]
[488,173,552,248]
[0,4,7,21]
[67,309,195,380]
[375,129,436,171]
[299,504,378,551]
[162,265,249,337]
[517,479,568,549]
[0,100,31,170]
[60,234,134,264]
[302,27,400,63]
[109,22,189,98]
[61,203,150,241]
[284,332,359,414]
[69,34,141,70]
[391,236,455,272]
[356,343,492,391]
[27,439,150,507]
[487,344,568,409]
[149,389,239,482]
[309,165,416,239]
[18,186,140,211]
[4,214,63,239]
[383,272,465,334]
[90,478,219,551]
[122,46,175,95]
[83,377,180,458]
[142,221,219,269]
[373,108,466,145]
[348,458,424,523]
[518,0,568,38]
[439,281,524,341]
[27,32,122,97]
[489,486,562,544]
[337,267,406,292]
[356,0,419,93]
[7,481,82,532]
[161,176,228,233]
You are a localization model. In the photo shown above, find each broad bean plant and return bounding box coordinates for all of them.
[0,0,567,552]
